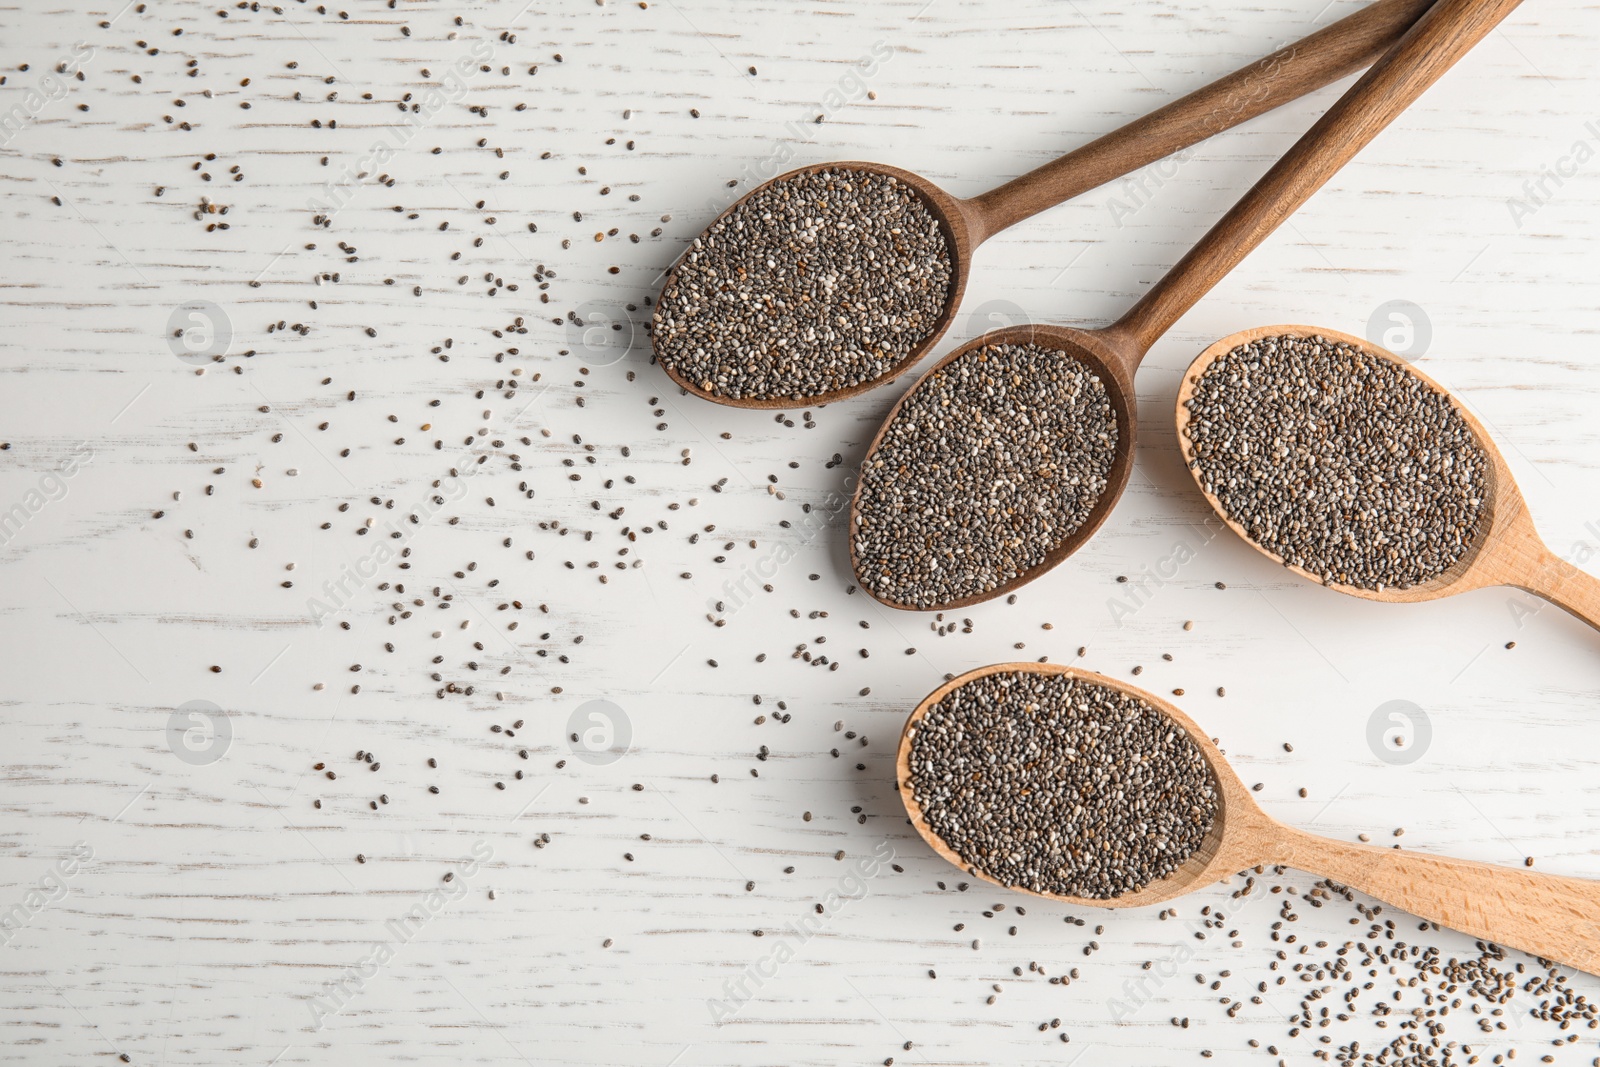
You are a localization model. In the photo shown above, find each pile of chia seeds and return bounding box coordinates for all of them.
[1183,333,1489,591]
[853,342,1117,609]
[905,670,1220,900]
[651,167,953,401]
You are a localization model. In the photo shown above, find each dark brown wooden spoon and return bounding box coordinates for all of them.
[651,0,1434,410]
[850,0,1523,612]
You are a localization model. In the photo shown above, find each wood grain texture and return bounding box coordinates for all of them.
[1,0,1598,1064]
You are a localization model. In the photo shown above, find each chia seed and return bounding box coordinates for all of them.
[905,669,1219,900]
[653,167,953,402]
[1183,333,1488,591]
[854,343,1117,609]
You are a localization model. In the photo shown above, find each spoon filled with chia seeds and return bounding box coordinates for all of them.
[900,662,1600,975]
[651,0,1437,409]
[1175,325,1600,629]
[850,0,1521,612]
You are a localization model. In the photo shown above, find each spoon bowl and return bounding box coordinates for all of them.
[847,321,1142,612]
[898,662,1600,973]
[1174,324,1600,628]
[654,160,978,410]
[897,662,1250,908]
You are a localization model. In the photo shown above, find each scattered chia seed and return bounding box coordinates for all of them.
[39,16,1575,1059]
[653,167,953,401]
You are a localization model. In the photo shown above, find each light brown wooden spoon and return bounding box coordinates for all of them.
[1175,324,1600,629]
[850,0,1523,612]
[651,0,1436,410]
[898,662,1600,975]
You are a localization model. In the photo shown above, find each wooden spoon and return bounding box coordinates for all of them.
[652,0,1436,410]
[850,0,1523,612]
[898,662,1600,975]
[1174,324,1600,629]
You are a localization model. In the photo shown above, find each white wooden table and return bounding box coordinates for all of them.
[2,1,1597,1063]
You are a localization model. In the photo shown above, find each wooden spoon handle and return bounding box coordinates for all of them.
[1110,0,1524,352]
[1274,826,1600,975]
[1513,545,1600,634]
[967,0,1435,239]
